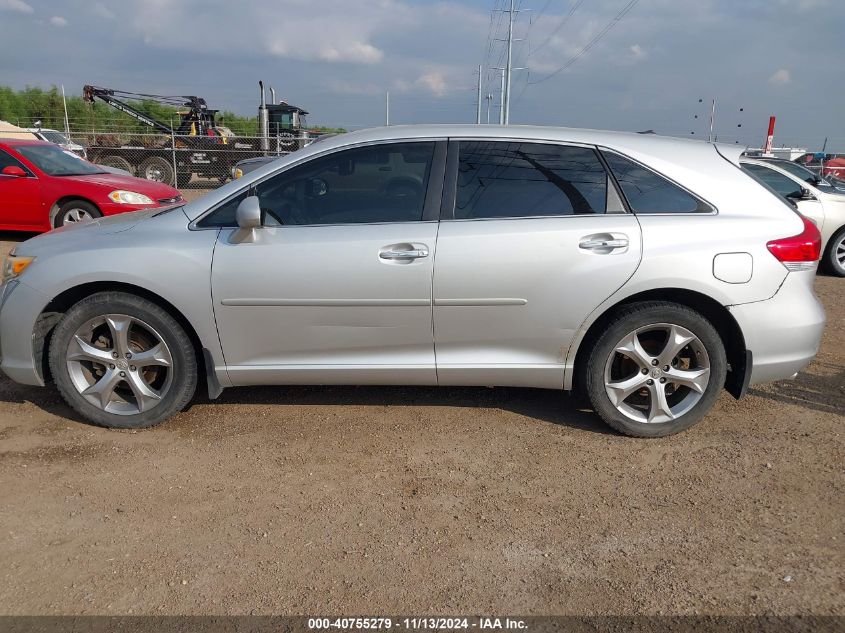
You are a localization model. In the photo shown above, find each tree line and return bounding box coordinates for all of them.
[0,85,344,136]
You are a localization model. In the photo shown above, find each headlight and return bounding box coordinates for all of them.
[108,190,154,205]
[232,167,244,180]
[2,253,35,283]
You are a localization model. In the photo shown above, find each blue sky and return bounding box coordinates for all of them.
[1,0,842,149]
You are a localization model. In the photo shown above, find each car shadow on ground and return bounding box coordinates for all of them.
[210,384,613,434]
[0,376,612,435]
[747,361,845,416]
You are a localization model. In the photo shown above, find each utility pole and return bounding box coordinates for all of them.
[486,92,493,124]
[708,98,716,143]
[499,69,506,125]
[386,91,390,126]
[503,0,516,125]
[476,65,482,124]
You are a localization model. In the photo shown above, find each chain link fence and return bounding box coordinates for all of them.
[65,130,313,191]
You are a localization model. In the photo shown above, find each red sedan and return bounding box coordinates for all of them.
[0,139,183,232]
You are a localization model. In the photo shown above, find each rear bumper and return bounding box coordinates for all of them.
[729,270,825,386]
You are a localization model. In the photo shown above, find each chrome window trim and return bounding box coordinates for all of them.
[188,137,447,230]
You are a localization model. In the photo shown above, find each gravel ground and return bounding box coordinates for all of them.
[0,226,841,617]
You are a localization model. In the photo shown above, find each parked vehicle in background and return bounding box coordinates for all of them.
[0,125,825,437]
[231,134,338,179]
[0,139,182,231]
[231,155,278,180]
[81,83,313,186]
[25,127,87,158]
[741,158,845,276]
[756,157,845,194]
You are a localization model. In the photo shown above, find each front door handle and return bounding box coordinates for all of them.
[579,233,629,253]
[379,248,429,260]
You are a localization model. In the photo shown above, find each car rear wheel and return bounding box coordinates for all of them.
[824,227,845,277]
[48,292,197,429]
[585,302,727,437]
[138,156,175,186]
[96,155,134,175]
[55,200,101,228]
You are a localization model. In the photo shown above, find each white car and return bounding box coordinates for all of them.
[741,158,845,276]
[25,127,87,159]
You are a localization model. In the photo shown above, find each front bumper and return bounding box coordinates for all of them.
[729,270,826,386]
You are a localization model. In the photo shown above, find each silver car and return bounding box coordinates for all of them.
[0,125,826,437]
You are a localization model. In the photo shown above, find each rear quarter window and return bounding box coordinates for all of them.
[602,150,713,214]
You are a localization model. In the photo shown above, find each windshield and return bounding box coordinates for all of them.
[16,144,104,176]
[39,130,71,145]
[772,160,825,185]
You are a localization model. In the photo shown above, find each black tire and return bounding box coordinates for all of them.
[96,155,134,175]
[584,302,727,438]
[48,292,197,429]
[138,156,175,186]
[54,200,102,228]
[823,226,845,277]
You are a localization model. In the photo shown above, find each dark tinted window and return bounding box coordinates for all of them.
[454,142,609,219]
[15,144,103,176]
[603,151,711,213]
[199,142,435,228]
[0,149,29,174]
[741,163,803,198]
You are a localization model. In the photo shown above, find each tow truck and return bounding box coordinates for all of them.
[81,84,311,186]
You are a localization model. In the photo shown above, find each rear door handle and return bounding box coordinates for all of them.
[579,233,629,253]
[380,249,429,260]
[379,242,430,260]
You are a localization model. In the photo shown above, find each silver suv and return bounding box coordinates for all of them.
[0,126,826,436]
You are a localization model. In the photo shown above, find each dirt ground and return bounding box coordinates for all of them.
[0,223,841,617]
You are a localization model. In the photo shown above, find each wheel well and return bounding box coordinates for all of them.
[572,288,747,397]
[33,281,205,386]
[49,196,101,226]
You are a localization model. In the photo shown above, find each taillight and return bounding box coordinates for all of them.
[766,215,821,271]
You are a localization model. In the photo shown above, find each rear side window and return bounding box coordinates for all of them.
[454,141,610,219]
[602,151,712,214]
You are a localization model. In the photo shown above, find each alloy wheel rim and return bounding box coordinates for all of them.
[65,314,173,416]
[63,208,93,224]
[144,166,164,181]
[836,235,845,269]
[604,323,711,424]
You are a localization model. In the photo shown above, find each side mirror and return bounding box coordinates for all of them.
[1,165,27,178]
[801,188,816,201]
[236,195,262,229]
[231,195,262,244]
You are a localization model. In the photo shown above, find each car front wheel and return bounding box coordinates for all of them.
[585,302,727,437]
[48,292,197,429]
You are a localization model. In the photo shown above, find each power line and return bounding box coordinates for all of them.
[529,0,586,57]
[526,0,555,36]
[529,0,641,85]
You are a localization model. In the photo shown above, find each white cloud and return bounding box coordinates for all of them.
[92,3,115,19]
[49,15,68,27]
[0,0,33,14]
[769,68,791,85]
[416,72,448,97]
[630,44,646,59]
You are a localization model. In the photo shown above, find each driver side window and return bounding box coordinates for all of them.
[198,142,436,228]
